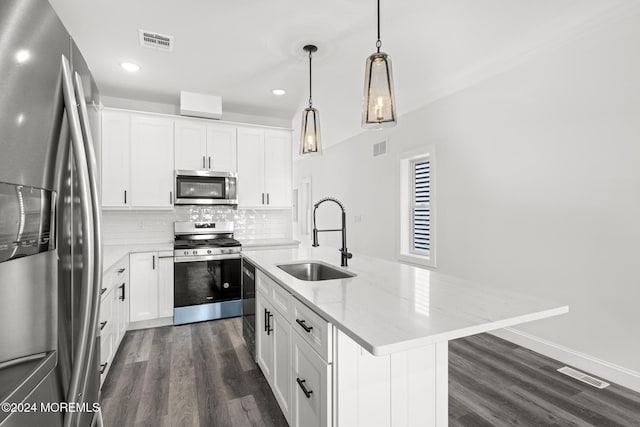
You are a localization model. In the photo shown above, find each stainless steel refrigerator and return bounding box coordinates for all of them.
[0,0,103,426]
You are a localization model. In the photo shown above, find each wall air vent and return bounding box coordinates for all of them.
[373,140,387,157]
[139,29,174,52]
[557,366,610,389]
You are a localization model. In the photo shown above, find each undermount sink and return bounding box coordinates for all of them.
[277,262,356,281]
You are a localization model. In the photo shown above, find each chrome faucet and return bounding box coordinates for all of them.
[312,197,353,267]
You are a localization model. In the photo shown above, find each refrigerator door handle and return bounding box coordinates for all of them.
[60,56,96,427]
[73,70,104,426]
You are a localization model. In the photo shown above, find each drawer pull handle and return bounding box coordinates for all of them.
[119,283,126,301]
[100,321,107,331]
[100,362,108,375]
[296,378,313,398]
[100,287,107,296]
[296,319,313,333]
[117,268,126,274]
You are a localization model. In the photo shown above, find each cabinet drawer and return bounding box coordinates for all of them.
[257,271,292,318]
[292,332,332,427]
[271,279,291,318]
[292,297,332,363]
[256,270,271,296]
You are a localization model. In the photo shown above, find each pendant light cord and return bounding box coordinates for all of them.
[308,49,313,107]
[376,0,381,52]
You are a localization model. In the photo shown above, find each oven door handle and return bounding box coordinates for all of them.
[174,254,242,263]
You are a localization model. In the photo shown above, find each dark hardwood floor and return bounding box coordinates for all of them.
[100,318,287,427]
[101,318,640,426]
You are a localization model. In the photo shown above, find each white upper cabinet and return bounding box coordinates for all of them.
[237,127,292,208]
[237,128,266,207]
[174,120,237,172]
[174,120,207,170]
[130,114,174,208]
[207,125,237,172]
[101,110,130,208]
[264,130,292,208]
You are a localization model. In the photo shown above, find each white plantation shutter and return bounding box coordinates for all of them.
[412,158,430,253]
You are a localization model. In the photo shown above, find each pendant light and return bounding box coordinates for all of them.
[362,0,397,129]
[300,44,322,155]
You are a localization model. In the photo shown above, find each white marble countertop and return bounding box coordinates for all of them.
[103,243,173,272]
[239,239,301,249]
[243,247,568,356]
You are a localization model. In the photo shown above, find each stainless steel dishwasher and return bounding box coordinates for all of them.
[242,259,256,361]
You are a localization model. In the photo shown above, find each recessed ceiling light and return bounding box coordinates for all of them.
[272,89,286,96]
[15,49,31,64]
[120,62,140,72]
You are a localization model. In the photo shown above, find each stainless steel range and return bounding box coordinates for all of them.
[173,221,242,325]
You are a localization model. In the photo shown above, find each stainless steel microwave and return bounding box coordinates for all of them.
[174,170,238,206]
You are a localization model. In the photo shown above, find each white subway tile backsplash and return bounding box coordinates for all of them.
[102,208,292,245]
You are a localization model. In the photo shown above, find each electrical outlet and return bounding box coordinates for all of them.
[137,220,144,229]
[354,215,362,223]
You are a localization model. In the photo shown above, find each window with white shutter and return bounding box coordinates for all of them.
[412,158,430,254]
[399,148,435,267]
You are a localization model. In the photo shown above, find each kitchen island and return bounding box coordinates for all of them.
[243,246,568,427]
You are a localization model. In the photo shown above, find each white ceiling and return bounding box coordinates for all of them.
[49,0,627,147]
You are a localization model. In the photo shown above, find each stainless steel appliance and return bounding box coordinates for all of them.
[242,260,256,361]
[173,221,242,324]
[0,0,103,425]
[174,170,238,206]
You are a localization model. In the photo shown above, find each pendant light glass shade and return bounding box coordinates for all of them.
[300,106,321,155]
[362,0,397,129]
[299,44,322,155]
[362,51,396,128]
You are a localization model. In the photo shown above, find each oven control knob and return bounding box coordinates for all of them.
[223,282,230,289]
[192,250,198,256]
[207,250,212,254]
[183,251,188,256]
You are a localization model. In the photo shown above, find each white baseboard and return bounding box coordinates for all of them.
[127,316,173,331]
[491,328,640,393]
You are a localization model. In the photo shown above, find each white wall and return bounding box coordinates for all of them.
[293,7,640,386]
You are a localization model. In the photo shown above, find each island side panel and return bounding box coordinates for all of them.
[335,329,448,427]
[335,329,391,426]
[390,341,448,427]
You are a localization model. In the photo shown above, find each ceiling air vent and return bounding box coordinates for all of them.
[139,29,174,52]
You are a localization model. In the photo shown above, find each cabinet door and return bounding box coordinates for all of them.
[101,110,130,207]
[237,127,265,207]
[256,292,274,381]
[115,279,129,346]
[272,309,292,422]
[292,332,332,427]
[207,125,237,172]
[130,115,174,207]
[129,252,159,322]
[264,130,292,207]
[175,120,207,170]
[158,255,174,318]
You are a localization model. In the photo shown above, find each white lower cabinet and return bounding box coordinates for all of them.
[272,309,292,419]
[255,271,331,426]
[256,284,292,422]
[292,332,332,427]
[100,255,130,386]
[256,293,274,379]
[129,251,174,323]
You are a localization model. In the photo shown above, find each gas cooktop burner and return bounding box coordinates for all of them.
[173,221,242,259]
